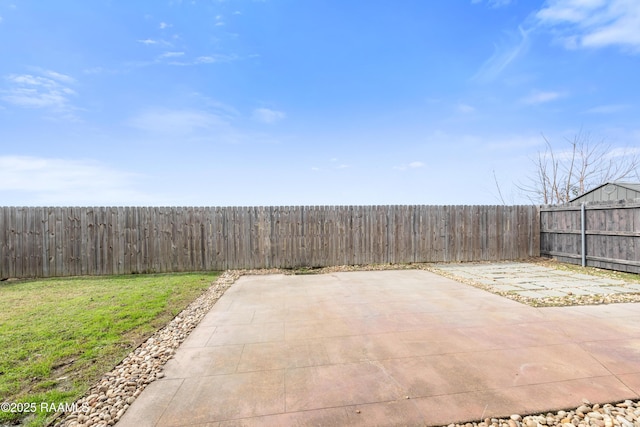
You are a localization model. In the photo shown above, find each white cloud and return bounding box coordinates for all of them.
[195,56,217,64]
[394,161,425,171]
[521,90,563,105]
[0,156,152,205]
[159,22,171,29]
[473,26,531,82]
[606,146,640,159]
[252,107,286,124]
[1,71,78,117]
[159,51,185,59]
[491,0,512,6]
[188,92,240,118]
[485,134,544,150]
[195,54,237,64]
[127,104,280,145]
[472,0,512,8]
[83,67,105,74]
[2,87,66,108]
[457,103,475,113]
[584,104,630,114]
[137,39,158,45]
[137,38,173,48]
[0,16,3,23]
[41,70,75,84]
[128,109,228,134]
[165,54,241,66]
[535,0,640,52]
[131,51,240,68]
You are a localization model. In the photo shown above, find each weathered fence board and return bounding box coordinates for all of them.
[0,205,539,279]
[540,201,640,273]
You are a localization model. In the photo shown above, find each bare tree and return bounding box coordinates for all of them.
[492,169,507,205]
[518,131,640,205]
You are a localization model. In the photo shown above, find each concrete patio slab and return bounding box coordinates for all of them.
[117,269,640,427]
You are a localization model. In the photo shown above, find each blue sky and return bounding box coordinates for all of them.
[1,0,639,206]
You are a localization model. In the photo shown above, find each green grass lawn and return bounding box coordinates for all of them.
[0,272,219,426]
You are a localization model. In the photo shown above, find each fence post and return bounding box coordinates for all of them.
[581,203,586,267]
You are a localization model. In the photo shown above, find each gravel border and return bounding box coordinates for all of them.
[49,262,640,427]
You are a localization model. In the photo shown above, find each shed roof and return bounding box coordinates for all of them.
[568,181,640,203]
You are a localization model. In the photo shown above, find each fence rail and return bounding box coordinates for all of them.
[0,205,539,279]
[540,201,640,274]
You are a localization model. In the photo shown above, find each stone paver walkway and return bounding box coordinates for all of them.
[434,262,640,299]
[117,268,640,427]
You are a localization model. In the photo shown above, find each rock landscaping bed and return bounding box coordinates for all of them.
[52,261,640,427]
[453,400,640,427]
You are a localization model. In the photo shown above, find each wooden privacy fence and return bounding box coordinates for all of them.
[540,201,640,274]
[0,205,540,279]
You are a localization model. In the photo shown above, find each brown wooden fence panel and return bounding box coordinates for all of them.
[540,201,640,273]
[0,205,539,278]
